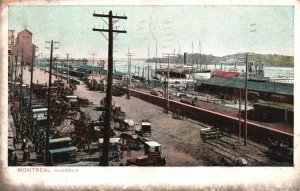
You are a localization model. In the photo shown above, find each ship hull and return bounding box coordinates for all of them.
[212,69,239,78]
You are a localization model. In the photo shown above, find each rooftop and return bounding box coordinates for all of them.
[200,76,293,96]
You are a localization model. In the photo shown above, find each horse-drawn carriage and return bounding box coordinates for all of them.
[77,97,90,107]
[119,132,145,151]
[140,120,151,137]
[70,111,116,151]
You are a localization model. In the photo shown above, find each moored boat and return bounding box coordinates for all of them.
[212,69,239,78]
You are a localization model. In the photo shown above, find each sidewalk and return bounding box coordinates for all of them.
[8,103,40,166]
[8,103,16,139]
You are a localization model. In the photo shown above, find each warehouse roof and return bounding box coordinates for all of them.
[78,64,106,73]
[113,71,127,77]
[200,77,293,96]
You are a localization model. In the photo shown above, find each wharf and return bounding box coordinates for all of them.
[12,66,293,166]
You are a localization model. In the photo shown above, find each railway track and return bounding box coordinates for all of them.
[204,137,267,165]
[129,89,293,150]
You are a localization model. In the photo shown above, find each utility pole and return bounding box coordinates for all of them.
[100,60,104,81]
[155,42,158,79]
[45,40,59,166]
[125,50,134,99]
[244,53,248,146]
[10,61,13,94]
[192,41,194,70]
[177,44,181,65]
[238,88,241,143]
[163,53,173,114]
[13,50,19,92]
[238,52,254,146]
[19,48,24,135]
[67,53,69,85]
[93,10,127,166]
[242,24,256,145]
[29,45,36,119]
[10,49,14,94]
[166,54,170,114]
[59,55,63,81]
[55,54,58,79]
[91,53,97,90]
[147,45,150,85]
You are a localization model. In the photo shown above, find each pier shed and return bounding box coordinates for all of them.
[78,64,106,74]
[195,76,293,104]
[113,71,127,80]
[249,103,293,125]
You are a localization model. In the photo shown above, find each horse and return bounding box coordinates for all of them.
[119,132,133,144]
[121,143,131,156]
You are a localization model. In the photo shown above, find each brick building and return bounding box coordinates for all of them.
[13,29,36,66]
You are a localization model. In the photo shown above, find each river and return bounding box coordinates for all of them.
[111,60,294,79]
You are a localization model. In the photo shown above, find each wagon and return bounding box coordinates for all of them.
[200,127,222,142]
[141,121,151,137]
[268,139,293,163]
[42,137,77,165]
[126,141,167,166]
[99,138,122,160]
[32,108,48,119]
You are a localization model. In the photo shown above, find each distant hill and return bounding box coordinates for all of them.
[147,53,294,68]
[219,53,294,67]
[254,54,294,67]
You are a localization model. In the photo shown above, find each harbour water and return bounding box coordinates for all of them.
[111,60,294,79]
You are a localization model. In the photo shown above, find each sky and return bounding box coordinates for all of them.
[8,5,294,60]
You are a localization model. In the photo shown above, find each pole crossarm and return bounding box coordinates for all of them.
[45,41,59,52]
[125,53,135,56]
[93,28,127,33]
[45,41,59,44]
[93,13,127,19]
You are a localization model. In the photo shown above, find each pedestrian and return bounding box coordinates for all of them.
[23,145,30,162]
[13,152,18,166]
[21,138,27,151]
